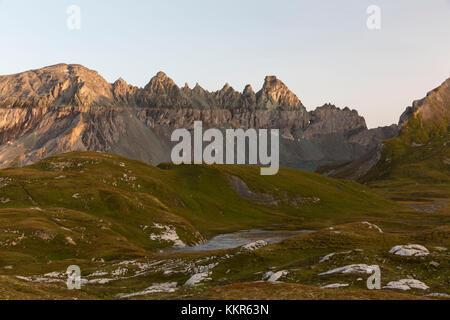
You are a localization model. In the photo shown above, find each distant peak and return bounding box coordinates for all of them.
[114,77,127,85]
[243,84,254,95]
[264,75,278,82]
[257,75,303,109]
[145,71,178,92]
[262,75,286,89]
[221,83,232,91]
[156,71,168,79]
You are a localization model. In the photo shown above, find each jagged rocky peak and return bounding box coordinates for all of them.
[216,82,234,95]
[181,83,191,95]
[222,83,231,91]
[144,71,179,94]
[311,103,362,118]
[213,83,241,109]
[112,77,139,104]
[193,82,207,94]
[218,82,239,95]
[243,84,255,96]
[113,77,127,86]
[112,77,133,93]
[240,84,257,108]
[256,75,304,110]
[0,63,114,107]
[303,103,368,138]
[399,77,450,126]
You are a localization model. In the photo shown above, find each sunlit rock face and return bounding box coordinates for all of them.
[399,78,450,127]
[0,64,398,170]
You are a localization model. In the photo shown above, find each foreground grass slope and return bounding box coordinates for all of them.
[0,151,400,264]
[0,151,448,300]
[1,221,447,300]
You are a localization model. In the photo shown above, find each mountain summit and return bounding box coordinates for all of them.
[256,76,303,110]
[0,64,114,108]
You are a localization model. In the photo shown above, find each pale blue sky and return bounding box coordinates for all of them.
[0,0,449,128]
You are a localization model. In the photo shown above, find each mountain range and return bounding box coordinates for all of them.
[0,64,401,173]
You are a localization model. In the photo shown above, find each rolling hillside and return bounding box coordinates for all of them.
[0,152,448,300]
[0,151,397,263]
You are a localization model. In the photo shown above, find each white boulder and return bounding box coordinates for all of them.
[426,293,450,299]
[118,282,177,298]
[319,264,378,276]
[319,253,336,263]
[263,270,288,283]
[389,244,429,257]
[241,240,268,252]
[361,222,383,233]
[383,279,429,291]
[321,283,349,289]
[185,272,211,286]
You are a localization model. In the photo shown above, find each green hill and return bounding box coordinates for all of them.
[0,151,398,262]
[0,152,448,300]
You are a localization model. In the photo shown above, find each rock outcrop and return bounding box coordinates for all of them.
[0,64,398,170]
[399,78,450,127]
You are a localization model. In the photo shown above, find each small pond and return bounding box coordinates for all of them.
[165,229,313,254]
